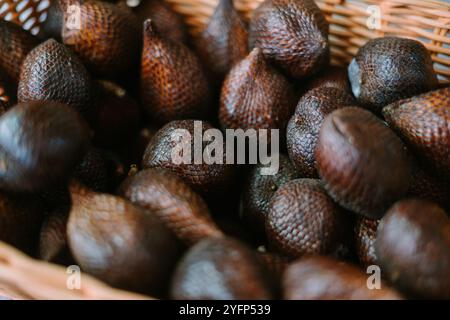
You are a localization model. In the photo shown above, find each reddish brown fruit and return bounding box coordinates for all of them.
[68,183,180,296]
[287,87,356,177]
[142,120,236,197]
[0,101,90,193]
[316,107,412,218]
[170,237,274,300]
[118,168,223,245]
[349,37,438,112]
[355,217,379,268]
[141,20,211,124]
[219,48,295,138]
[383,87,450,177]
[196,0,248,77]
[41,0,141,79]
[0,21,39,89]
[283,256,402,299]
[306,66,352,94]
[92,80,140,147]
[266,179,348,259]
[241,154,299,237]
[249,0,330,79]
[376,199,450,299]
[18,39,94,120]
[0,192,44,255]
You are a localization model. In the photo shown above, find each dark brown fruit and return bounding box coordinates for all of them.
[196,0,248,77]
[266,179,348,259]
[141,20,211,124]
[349,37,438,112]
[170,237,274,300]
[41,0,141,79]
[376,199,450,299]
[219,48,295,138]
[39,205,73,265]
[383,87,450,177]
[92,80,140,147]
[0,192,44,255]
[283,256,402,299]
[249,0,330,79]
[407,163,450,211]
[118,168,223,245]
[306,66,352,94]
[18,39,94,120]
[241,154,299,237]
[0,101,89,193]
[316,107,412,218]
[74,147,110,193]
[126,0,189,44]
[142,120,235,197]
[67,182,180,296]
[287,87,356,177]
[355,217,379,268]
[0,21,39,89]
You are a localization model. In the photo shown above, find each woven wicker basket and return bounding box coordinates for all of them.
[0,0,449,300]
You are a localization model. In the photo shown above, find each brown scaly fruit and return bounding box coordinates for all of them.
[249,0,330,79]
[118,168,223,245]
[305,66,352,94]
[316,107,412,219]
[39,205,74,265]
[219,48,295,139]
[355,216,379,268]
[170,237,274,300]
[196,0,248,78]
[376,199,450,299]
[41,0,141,79]
[67,182,180,296]
[141,19,211,124]
[266,179,349,259]
[18,39,94,121]
[0,21,39,89]
[383,87,450,177]
[287,87,356,178]
[0,101,89,193]
[92,80,140,148]
[241,154,299,238]
[283,256,402,299]
[124,0,189,44]
[142,120,236,198]
[349,37,438,112]
[0,192,44,255]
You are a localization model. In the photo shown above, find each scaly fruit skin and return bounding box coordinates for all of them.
[196,0,248,78]
[266,179,347,259]
[0,101,89,193]
[376,199,450,299]
[283,256,402,300]
[219,48,295,139]
[349,37,438,112]
[0,21,39,89]
[383,87,450,177]
[0,192,44,255]
[18,39,94,121]
[68,183,180,296]
[241,154,299,238]
[141,20,211,124]
[287,87,355,178]
[355,216,379,268]
[305,66,352,95]
[142,120,235,198]
[118,168,223,245]
[41,0,141,79]
[171,237,274,300]
[316,107,412,219]
[249,0,330,79]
